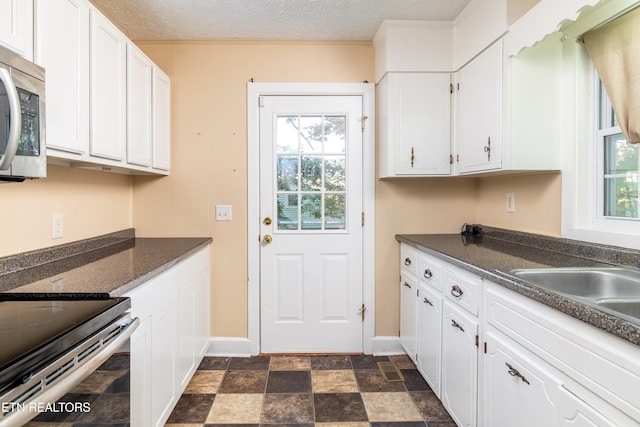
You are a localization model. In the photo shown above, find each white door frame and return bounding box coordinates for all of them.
[247,82,375,355]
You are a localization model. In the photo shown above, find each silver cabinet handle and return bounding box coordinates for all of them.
[506,362,530,385]
[423,269,433,279]
[451,319,464,332]
[423,297,433,307]
[404,257,412,266]
[403,282,412,289]
[0,68,21,170]
[450,285,464,298]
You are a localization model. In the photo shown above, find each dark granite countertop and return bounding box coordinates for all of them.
[0,229,212,298]
[396,227,640,347]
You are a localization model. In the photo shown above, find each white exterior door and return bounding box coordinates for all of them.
[259,95,364,353]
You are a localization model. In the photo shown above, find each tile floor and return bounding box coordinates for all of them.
[166,354,456,427]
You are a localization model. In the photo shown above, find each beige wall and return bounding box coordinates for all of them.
[0,164,132,257]
[477,172,562,236]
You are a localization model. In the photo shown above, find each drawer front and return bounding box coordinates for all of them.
[400,243,419,276]
[418,252,443,291]
[444,266,481,316]
[486,282,640,423]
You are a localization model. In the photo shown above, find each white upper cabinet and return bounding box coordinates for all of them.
[152,66,171,171]
[0,0,33,60]
[35,0,89,157]
[378,73,451,177]
[89,7,127,162]
[127,44,153,167]
[454,40,503,174]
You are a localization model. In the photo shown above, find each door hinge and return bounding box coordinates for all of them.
[359,303,367,321]
[361,115,368,132]
[475,335,480,347]
[483,341,487,354]
[449,154,453,164]
[449,83,453,94]
[361,212,365,227]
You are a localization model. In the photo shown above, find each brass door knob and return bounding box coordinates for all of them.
[263,234,272,244]
[263,217,272,225]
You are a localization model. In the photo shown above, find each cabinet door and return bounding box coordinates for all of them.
[379,73,451,177]
[455,40,502,174]
[127,44,153,167]
[0,0,33,59]
[152,298,178,427]
[130,315,152,427]
[442,300,478,427]
[152,66,171,171]
[35,0,89,157]
[484,328,557,427]
[417,282,442,397]
[400,273,418,362]
[89,7,127,161]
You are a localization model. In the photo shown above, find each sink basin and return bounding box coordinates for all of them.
[505,267,640,323]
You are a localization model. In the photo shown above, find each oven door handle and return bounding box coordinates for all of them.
[0,316,139,427]
[0,68,22,170]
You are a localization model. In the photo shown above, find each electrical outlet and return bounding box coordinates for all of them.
[506,192,516,213]
[215,205,232,221]
[52,213,64,239]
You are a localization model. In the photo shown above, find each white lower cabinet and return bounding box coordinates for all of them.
[416,282,442,397]
[401,242,640,427]
[128,246,211,427]
[400,272,418,362]
[441,300,478,427]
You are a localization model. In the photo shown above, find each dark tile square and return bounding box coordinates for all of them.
[205,424,260,427]
[402,369,431,391]
[261,393,314,423]
[199,356,231,370]
[166,393,215,424]
[218,370,268,393]
[310,355,352,370]
[228,356,271,370]
[355,369,406,392]
[409,391,451,421]
[266,371,312,393]
[76,393,130,424]
[313,393,368,422]
[350,354,390,369]
[105,371,130,394]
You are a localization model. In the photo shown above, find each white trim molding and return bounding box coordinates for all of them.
[206,337,253,357]
[247,82,376,355]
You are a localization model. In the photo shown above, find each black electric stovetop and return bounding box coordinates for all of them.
[0,296,130,394]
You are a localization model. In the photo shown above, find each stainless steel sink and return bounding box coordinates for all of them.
[505,267,640,323]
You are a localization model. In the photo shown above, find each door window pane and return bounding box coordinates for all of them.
[274,114,348,232]
[603,133,639,218]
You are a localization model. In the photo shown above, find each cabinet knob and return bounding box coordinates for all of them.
[404,257,412,266]
[451,319,465,332]
[403,282,412,289]
[423,297,433,307]
[450,285,464,298]
[423,269,433,279]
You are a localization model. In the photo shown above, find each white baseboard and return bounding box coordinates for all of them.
[205,336,404,357]
[206,337,253,357]
[371,336,404,356]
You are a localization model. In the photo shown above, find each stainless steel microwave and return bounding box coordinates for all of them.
[0,45,46,182]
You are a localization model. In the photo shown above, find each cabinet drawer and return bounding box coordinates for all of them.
[400,243,419,276]
[444,265,481,316]
[418,252,443,291]
[486,282,640,422]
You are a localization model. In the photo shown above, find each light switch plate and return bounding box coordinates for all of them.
[216,205,232,221]
[52,212,64,239]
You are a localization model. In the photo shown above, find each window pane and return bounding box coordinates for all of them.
[325,156,345,191]
[603,133,639,218]
[300,116,323,153]
[277,194,298,230]
[276,116,299,153]
[301,156,322,191]
[325,194,346,230]
[301,194,322,230]
[277,156,299,191]
[324,116,346,153]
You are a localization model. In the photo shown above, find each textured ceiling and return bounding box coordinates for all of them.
[89,0,470,41]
